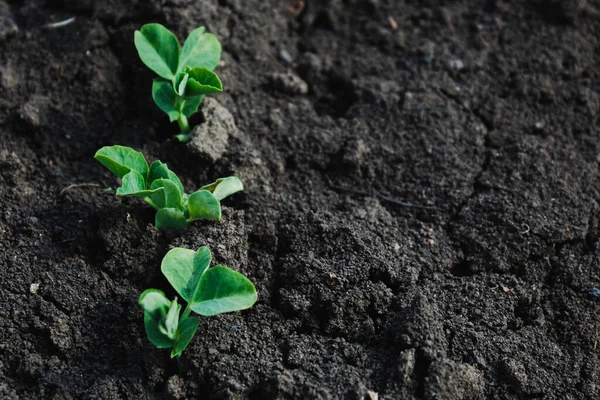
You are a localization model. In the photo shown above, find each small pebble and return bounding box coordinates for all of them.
[20,95,50,128]
[279,49,293,64]
[367,390,379,400]
[269,71,308,95]
[30,283,40,294]
[446,59,465,71]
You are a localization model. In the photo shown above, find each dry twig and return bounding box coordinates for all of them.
[43,17,76,29]
[59,183,100,196]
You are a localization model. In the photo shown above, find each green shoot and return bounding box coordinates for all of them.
[134,23,223,141]
[138,246,257,365]
[94,145,243,230]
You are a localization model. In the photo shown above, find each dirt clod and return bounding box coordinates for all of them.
[188,98,237,162]
[269,70,309,95]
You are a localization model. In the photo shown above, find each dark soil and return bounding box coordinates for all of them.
[1,0,600,398]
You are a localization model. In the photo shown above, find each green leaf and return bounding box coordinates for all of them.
[139,289,170,316]
[148,160,184,194]
[148,160,169,185]
[171,317,200,358]
[139,289,173,348]
[177,73,190,96]
[178,27,221,72]
[117,170,161,197]
[181,95,204,119]
[152,79,180,122]
[135,23,180,80]
[174,68,222,97]
[144,311,173,348]
[190,265,257,316]
[94,145,149,179]
[161,247,212,302]
[168,171,185,194]
[185,67,223,96]
[200,176,244,201]
[188,190,221,221]
[155,208,188,230]
[160,298,180,340]
[149,179,184,211]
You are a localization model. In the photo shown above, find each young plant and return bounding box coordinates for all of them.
[94,145,243,230]
[138,246,257,367]
[135,23,223,142]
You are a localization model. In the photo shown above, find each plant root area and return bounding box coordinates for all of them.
[1,1,599,399]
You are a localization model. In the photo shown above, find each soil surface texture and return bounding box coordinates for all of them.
[1,0,600,399]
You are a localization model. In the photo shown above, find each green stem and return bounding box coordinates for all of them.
[143,197,160,210]
[177,354,183,376]
[177,113,189,133]
[176,98,190,133]
[181,304,192,320]
[173,97,192,142]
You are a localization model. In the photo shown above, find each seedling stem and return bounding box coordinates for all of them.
[181,304,192,320]
[177,354,183,375]
[177,110,190,133]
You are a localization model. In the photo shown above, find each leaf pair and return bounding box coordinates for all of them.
[135,23,223,138]
[138,246,257,359]
[94,145,243,230]
[135,24,220,80]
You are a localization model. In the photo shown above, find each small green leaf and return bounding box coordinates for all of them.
[173,72,187,95]
[94,145,149,179]
[117,170,161,197]
[188,190,221,221]
[140,289,173,348]
[148,161,184,194]
[184,67,223,97]
[178,27,221,72]
[161,298,180,340]
[168,171,185,194]
[174,68,222,97]
[190,265,257,316]
[148,160,169,185]
[139,289,170,316]
[177,73,190,96]
[149,179,184,211]
[200,176,244,201]
[155,208,188,230]
[161,247,212,302]
[181,95,204,119]
[135,23,180,80]
[171,317,200,358]
[144,311,173,348]
[152,79,180,122]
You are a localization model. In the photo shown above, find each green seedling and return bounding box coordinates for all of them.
[135,23,223,141]
[139,246,257,369]
[94,145,243,230]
